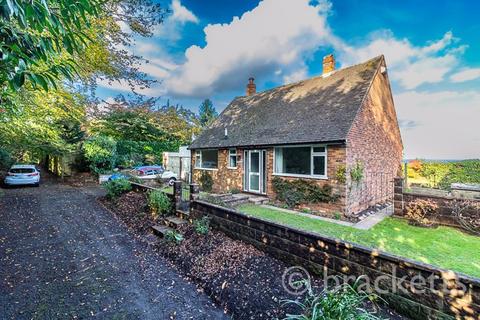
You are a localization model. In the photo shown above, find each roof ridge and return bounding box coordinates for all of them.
[241,55,384,99]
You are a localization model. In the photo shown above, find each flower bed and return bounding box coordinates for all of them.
[101,191,407,320]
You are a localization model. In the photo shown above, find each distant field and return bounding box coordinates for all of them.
[405,159,480,189]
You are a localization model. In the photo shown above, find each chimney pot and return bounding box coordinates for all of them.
[322,54,335,75]
[246,77,256,96]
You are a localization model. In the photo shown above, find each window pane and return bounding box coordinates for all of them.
[313,156,326,175]
[279,147,310,175]
[274,147,283,173]
[250,152,259,173]
[313,146,326,153]
[229,155,237,167]
[250,174,259,190]
[201,150,218,168]
[229,149,236,155]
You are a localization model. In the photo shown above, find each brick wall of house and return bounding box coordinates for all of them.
[265,145,347,214]
[192,145,348,214]
[346,61,403,215]
[191,148,244,193]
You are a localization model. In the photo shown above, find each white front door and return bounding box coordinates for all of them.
[244,150,266,194]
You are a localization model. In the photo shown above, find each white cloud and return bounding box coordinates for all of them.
[337,31,463,89]
[171,0,198,24]
[394,54,457,89]
[282,67,308,84]
[395,90,480,159]
[151,0,198,41]
[165,0,336,97]
[450,68,480,83]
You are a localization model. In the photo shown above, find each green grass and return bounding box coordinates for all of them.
[161,186,173,194]
[238,204,480,278]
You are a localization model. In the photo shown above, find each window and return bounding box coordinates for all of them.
[274,145,327,177]
[228,149,237,168]
[195,149,218,169]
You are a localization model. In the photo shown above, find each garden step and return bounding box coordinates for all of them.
[176,209,190,220]
[151,225,174,238]
[248,196,269,205]
[165,216,187,228]
[223,195,249,203]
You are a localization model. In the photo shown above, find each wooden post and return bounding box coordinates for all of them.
[173,180,182,210]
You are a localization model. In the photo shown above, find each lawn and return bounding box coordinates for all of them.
[162,186,173,194]
[238,204,480,278]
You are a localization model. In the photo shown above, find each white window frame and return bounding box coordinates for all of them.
[227,149,237,169]
[273,144,328,179]
[194,149,219,170]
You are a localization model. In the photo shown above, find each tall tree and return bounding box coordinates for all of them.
[0,0,101,106]
[198,99,218,127]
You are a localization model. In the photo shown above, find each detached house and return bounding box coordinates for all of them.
[190,55,403,216]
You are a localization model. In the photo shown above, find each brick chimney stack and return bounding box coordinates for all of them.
[322,54,335,75]
[246,77,256,96]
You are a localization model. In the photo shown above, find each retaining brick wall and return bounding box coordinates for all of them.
[393,178,480,229]
[191,200,480,320]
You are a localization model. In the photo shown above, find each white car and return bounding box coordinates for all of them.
[134,167,177,185]
[4,164,41,187]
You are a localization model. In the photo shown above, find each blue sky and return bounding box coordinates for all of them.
[97,0,480,159]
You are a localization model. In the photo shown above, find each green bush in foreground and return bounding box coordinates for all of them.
[283,277,381,320]
[104,178,132,199]
[148,190,172,216]
[165,230,184,244]
[194,216,210,235]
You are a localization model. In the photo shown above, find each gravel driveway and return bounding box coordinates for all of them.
[0,181,228,320]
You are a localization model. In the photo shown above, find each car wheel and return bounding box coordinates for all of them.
[34,183,40,187]
[168,177,176,186]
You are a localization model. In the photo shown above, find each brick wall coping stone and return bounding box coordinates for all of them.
[194,199,480,286]
[404,190,480,202]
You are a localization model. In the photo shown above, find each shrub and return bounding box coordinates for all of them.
[350,161,364,183]
[283,277,381,320]
[449,199,480,235]
[199,171,213,192]
[272,177,338,208]
[285,190,303,207]
[148,190,172,216]
[200,194,232,208]
[438,160,480,190]
[193,216,210,235]
[335,165,347,183]
[0,149,14,170]
[230,188,241,194]
[104,178,132,199]
[405,199,438,227]
[165,230,184,244]
[83,135,117,174]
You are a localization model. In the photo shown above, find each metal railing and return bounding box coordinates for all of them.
[347,171,395,215]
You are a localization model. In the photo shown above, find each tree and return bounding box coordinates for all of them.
[0,0,102,105]
[198,99,218,127]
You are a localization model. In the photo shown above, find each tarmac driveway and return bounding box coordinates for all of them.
[0,181,227,320]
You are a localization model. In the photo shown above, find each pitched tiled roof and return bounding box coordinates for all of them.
[190,55,383,149]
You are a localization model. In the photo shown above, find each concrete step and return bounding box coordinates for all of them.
[165,216,187,228]
[248,196,269,205]
[151,225,174,238]
[223,194,249,203]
